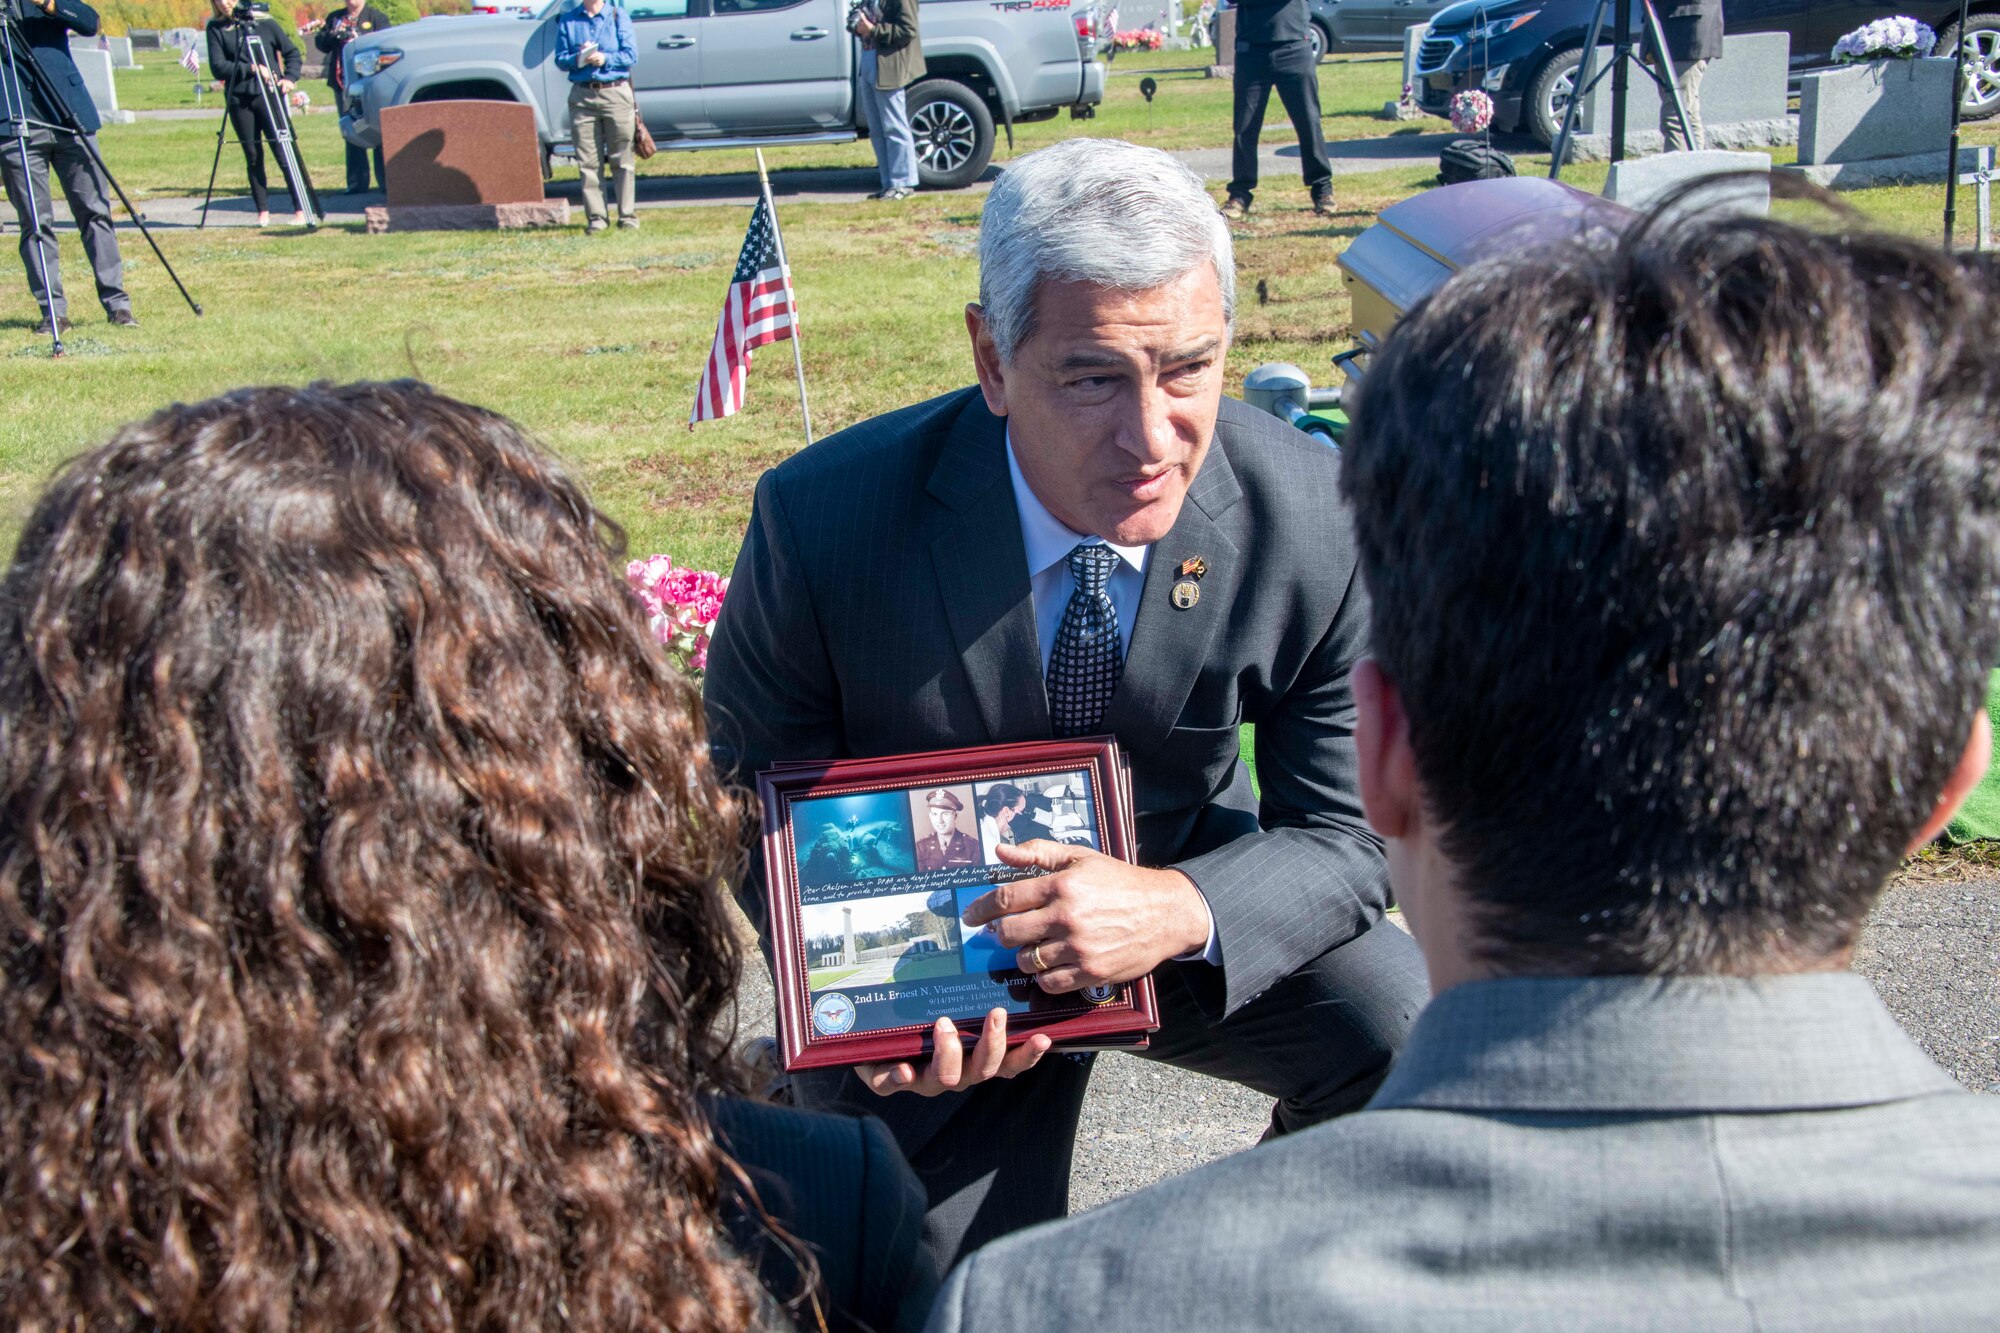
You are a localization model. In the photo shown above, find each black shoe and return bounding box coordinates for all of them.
[1310,185,1336,216]
[32,315,72,336]
[109,309,138,327]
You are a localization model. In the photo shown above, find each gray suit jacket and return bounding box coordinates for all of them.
[704,387,1387,1015]
[926,974,2000,1331]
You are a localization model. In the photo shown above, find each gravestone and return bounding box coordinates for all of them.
[1207,4,1234,77]
[164,27,203,52]
[68,47,135,124]
[1797,56,1954,165]
[1568,32,1793,160]
[130,28,162,51]
[1379,24,1427,120]
[107,36,136,69]
[1602,148,1770,215]
[366,100,569,231]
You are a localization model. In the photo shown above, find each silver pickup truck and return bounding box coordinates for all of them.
[339,0,1105,189]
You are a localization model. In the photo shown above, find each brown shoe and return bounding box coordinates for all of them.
[32,315,72,336]
[109,309,138,327]
[1219,195,1251,221]
[1310,185,1336,216]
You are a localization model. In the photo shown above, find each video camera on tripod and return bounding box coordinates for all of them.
[199,0,323,227]
[1,0,202,354]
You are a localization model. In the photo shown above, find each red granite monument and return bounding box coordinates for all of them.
[365,100,569,232]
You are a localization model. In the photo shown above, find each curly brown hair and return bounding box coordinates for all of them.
[0,382,768,1331]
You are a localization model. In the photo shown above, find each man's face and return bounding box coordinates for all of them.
[968,266,1228,547]
[928,806,956,837]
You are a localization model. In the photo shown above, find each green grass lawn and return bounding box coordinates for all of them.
[9,58,1998,569]
[807,964,862,991]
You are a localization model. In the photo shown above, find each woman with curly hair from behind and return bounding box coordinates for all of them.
[0,382,932,1332]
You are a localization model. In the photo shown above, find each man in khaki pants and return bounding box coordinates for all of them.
[555,0,638,232]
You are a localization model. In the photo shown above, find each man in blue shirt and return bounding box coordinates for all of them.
[554,0,638,232]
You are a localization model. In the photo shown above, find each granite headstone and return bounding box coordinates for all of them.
[68,46,134,124]
[382,100,545,207]
[1570,32,1793,159]
[107,36,136,69]
[1797,56,1955,165]
[1602,148,1770,215]
[372,100,568,230]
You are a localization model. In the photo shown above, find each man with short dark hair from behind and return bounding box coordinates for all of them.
[926,204,2000,1330]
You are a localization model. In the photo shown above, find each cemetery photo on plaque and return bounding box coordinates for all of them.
[758,740,1159,1071]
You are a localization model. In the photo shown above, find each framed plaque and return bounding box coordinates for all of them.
[759,738,1160,1071]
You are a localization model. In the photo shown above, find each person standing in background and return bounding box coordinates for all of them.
[0,0,134,331]
[1657,0,1723,151]
[849,0,923,201]
[205,0,306,227]
[308,0,391,192]
[554,0,637,233]
[1221,0,1332,219]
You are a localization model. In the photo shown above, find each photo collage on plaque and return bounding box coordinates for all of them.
[792,770,1101,1038]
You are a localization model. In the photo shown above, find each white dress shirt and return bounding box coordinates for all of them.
[1006,434,1221,967]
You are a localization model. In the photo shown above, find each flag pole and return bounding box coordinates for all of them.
[755,148,814,448]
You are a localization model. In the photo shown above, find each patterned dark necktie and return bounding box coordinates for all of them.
[1047,542,1124,737]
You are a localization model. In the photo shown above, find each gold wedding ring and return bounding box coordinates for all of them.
[1026,943,1045,973]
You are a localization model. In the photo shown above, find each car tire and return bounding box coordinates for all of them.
[1526,45,1584,146]
[1939,12,2000,121]
[908,79,995,191]
[1309,21,1330,64]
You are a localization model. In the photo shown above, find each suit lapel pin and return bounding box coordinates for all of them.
[1171,580,1200,610]
[1178,556,1209,581]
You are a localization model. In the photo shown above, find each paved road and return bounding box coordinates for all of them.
[734,870,2000,1214]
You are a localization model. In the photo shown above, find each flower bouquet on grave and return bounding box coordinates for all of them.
[1450,89,1495,135]
[626,555,729,677]
[1832,17,1938,63]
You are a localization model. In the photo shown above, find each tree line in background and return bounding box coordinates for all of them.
[91,0,472,38]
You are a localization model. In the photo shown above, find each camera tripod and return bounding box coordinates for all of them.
[1,1,202,357]
[198,19,323,229]
[1546,0,1697,179]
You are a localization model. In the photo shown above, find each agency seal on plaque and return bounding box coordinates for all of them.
[1082,983,1117,1005]
[811,991,858,1035]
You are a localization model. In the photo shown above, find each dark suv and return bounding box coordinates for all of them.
[1412,0,2000,143]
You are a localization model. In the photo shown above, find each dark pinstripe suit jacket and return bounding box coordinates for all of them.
[705,386,1389,1016]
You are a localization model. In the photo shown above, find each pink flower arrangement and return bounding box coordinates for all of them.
[626,555,729,676]
[1449,89,1494,135]
[1113,27,1164,50]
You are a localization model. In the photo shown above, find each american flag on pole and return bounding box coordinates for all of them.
[180,43,201,74]
[690,195,798,426]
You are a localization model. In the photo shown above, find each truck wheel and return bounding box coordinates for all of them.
[1939,13,2000,121]
[908,79,995,191]
[1526,45,1583,146]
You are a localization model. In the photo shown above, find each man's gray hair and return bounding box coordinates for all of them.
[977,139,1235,363]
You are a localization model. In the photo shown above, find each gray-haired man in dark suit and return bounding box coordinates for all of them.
[704,136,1429,1277]
[927,203,2000,1329]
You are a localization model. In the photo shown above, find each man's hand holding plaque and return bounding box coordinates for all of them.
[963,842,1210,994]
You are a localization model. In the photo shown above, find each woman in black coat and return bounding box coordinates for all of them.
[204,0,306,224]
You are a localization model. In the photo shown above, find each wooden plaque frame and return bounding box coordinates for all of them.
[759,738,1160,1071]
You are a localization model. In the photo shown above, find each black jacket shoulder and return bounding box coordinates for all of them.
[712,1097,936,1333]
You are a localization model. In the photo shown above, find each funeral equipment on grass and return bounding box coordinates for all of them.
[1239,178,1634,441]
